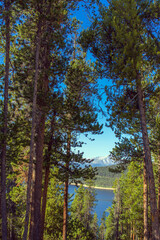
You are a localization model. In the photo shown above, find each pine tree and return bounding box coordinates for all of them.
[1,0,10,238]
[61,46,102,239]
[16,1,81,239]
[106,162,145,239]
[43,169,64,240]
[91,212,99,240]
[99,212,106,240]
[70,183,97,239]
[79,0,160,238]
[23,3,42,239]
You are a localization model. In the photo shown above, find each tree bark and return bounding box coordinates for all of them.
[33,109,46,240]
[158,142,160,221]
[137,78,159,240]
[0,181,1,238]
[40,114,56,240]
[115,181,120,240]
[40,165,50,240]
[143,160,149,240]
[29,164,35,240]
[23,19,41,240]
[1,1,10,239]
[63,133,71,240]
[63,171,69,240]
[33,25,50,240]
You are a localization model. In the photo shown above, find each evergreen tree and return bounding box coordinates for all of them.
[23,1,42,238]
[99,212,106,240]
[91,212,99,240]
[106,161,145,240]
[1,1,10,238]
[79,0,160,238]
[60,47,102,239]
[43,169,64,240]
[70,183,97,239]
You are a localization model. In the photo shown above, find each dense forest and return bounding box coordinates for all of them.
[0,0,160,239]
[94,166,121,188]
[71,166,121,188]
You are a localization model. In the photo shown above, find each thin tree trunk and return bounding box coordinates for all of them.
[63,169,69,240]
[29,164,35,240]
[40,165,50,240]
[115,181,120,240]
[137,78,159,240]
[23,19,42,240]
[158,142,160,221]
[143,160,148,240]
[63,133,71,240]
[33,109,46,240]
[0,181,1,238]
[132,225,135,240]
[7,176,17,240]
[1,1,10,239]
[40,114,56,240]
[63,171,69,240]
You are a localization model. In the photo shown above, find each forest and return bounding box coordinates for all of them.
[0,0,160,239]
[92,166,121,188]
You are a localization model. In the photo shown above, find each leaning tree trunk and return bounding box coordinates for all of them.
[1,1,10,239]
[137,78,159,240]
[143,160,149,240]
[23,19,42,240]
[63,132,71,240]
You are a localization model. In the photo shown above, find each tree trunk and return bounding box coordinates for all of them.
[132,225,135,240]
[143,160,149,240]
[63,171,69,240]
[40,114,56,240]
[23,19,41,240]
[40,165,50,240]
[137,78,159,240]
[63,133,71,240]
[158,142,160,221]
[1,1,10,239]
[33,109,46,240]
[29,164,35,240]
[115,181,120,240]
[33,29,49,240]
[0,181,2,238]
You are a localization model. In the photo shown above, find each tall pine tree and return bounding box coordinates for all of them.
[79,0,160,238]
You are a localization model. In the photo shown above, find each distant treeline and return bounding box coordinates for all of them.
[94,166,122,188]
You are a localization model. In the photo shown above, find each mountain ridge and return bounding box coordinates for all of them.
[91,155,114,167]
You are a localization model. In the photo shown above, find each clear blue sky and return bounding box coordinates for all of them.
[77,119,118,159]
[72,2,118,159]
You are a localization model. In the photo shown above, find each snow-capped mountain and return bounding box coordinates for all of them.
[91,156,114,167]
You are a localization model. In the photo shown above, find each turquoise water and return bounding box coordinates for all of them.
[68,185,114,224]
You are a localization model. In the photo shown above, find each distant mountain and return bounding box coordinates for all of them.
[91,156,115,167]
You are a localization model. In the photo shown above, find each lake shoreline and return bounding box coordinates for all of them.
[70,183,115,191]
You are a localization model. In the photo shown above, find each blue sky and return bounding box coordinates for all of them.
[76,76,118,159]
[77,120,118,159]
[72,2,118,159]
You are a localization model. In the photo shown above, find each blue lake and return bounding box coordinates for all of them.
[68,185,114,224]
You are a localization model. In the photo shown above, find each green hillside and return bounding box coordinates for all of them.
[94,166,122,188]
